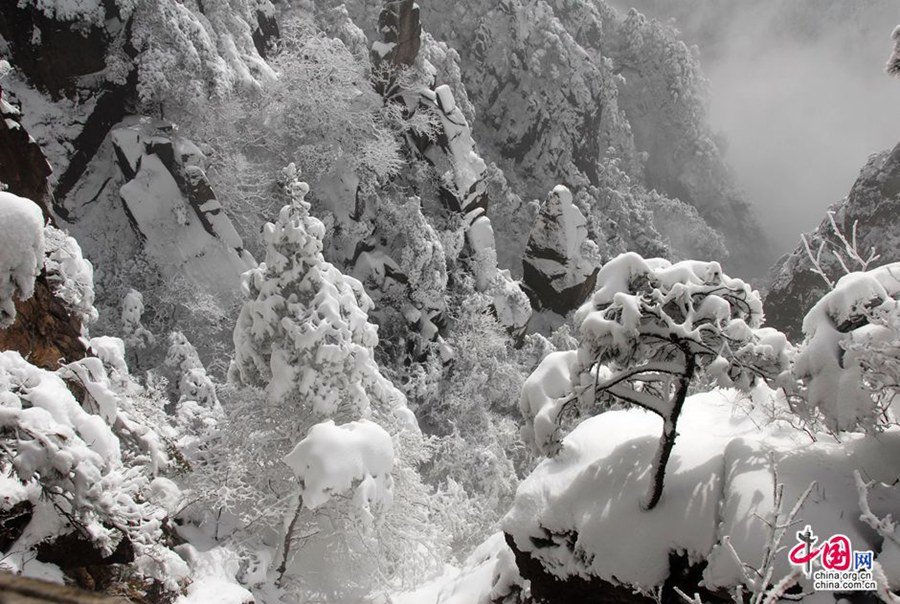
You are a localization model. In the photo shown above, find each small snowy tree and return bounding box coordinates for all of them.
[522,253,791,509]
[121,289,154,350]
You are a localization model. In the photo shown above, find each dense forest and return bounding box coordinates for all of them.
[0,0,899,602]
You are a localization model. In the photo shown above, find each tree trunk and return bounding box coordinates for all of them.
[275,495,304,586]
[642,347,696,510]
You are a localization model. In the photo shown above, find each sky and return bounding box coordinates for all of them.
[618,0,900,258]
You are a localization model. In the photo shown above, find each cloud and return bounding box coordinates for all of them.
[616,0,900,257]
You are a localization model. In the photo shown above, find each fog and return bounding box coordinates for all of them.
[618,0,900,258]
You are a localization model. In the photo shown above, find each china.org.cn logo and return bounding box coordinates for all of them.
[788,525,877,591]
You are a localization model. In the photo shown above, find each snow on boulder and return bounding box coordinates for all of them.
[0,192,44,328]
[523,185,600,315]
[60,117,255,297]
[504,391,900,596]
[284,419,395,519]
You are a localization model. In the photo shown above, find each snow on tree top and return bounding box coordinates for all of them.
[283,419,395,514]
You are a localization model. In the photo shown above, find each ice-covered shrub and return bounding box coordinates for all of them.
[794,262,900,432]
[43,225,98,327]
[0,351,186,590]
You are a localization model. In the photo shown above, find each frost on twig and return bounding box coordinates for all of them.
[801,212,881,290]
[723,474,816,604]
[854,470,900,603]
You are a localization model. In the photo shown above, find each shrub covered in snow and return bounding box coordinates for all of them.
[121,289,154,351]
[43,225,98,328]
[0,350,186,590]
[794,262,900,432]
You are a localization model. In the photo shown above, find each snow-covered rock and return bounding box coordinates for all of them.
[372,0,421,68]
[61,117,255,295]
[504,391,900,598]
[522,185,600,315]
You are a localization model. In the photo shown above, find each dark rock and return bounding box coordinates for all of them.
[37,531,134,569]
[505,532,654,604]
[0,89,53,220]
[506,533,733,604]
[253,10,280,58]
[0,272,88,370]
[765,141,900,340]
[0,501,33,553]
[375,0,422,67]
[0,3,110,99]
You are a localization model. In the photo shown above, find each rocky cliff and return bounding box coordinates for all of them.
[765,142,900,340]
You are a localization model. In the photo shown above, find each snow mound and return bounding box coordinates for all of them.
[0,192,44,327]
[434,532,525,604]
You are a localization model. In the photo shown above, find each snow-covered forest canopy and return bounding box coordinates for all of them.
[0,0,899,602]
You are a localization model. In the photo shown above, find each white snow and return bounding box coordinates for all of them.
[43,224,98,327]
[119,152,253,293]
[519,350,578,454]
[174,544,253,604]
[0,192,44,327]
[283,419,395,514]
[434,533,524,604]
[505,390,900,593]
[795,263,900,432]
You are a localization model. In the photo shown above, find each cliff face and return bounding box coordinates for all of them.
[765,142,900,340]
[410,0,772,278]
[0,89,87,370]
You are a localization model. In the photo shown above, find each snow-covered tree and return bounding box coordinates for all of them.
[521,252,791,509]
[226,165,444,596]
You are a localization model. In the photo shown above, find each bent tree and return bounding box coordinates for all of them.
[531,253,791,510]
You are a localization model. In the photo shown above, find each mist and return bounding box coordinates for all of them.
[617,0,900,258]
